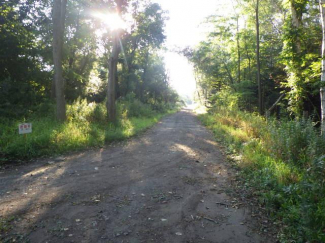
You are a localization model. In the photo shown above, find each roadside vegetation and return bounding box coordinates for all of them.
[199,91,325,242]
[0,0,181,162]
[0,97,179,162]
[185,1,325,242]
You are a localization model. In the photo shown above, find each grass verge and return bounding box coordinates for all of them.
[0,99,178,162]
[199,107,325,243]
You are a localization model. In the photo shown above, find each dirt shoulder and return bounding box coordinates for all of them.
[0,109,275,243]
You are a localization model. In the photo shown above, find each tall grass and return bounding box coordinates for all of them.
[199,103,325,242]
[0,98,177,161]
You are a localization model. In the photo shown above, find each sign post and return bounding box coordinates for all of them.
[19,123,32,135]
[19,123,32,152]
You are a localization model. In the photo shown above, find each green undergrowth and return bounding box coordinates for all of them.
[199,107,325,243]
[0,98,178,161]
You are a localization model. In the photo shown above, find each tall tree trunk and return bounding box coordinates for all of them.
[107,32,120,122]
[256,0,262,115]
[244,38,251,78]
[51,76,56,99]
[106,0,123,122]
[291,1,302,52]
[139,51,149,102]
[236,17,241,83]
[320,0,325,135]
[53,0,67,121]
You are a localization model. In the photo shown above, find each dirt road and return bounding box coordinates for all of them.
[0,110,271,243]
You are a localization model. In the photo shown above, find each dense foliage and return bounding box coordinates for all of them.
[0,0,180,159]
[189,1,325,242]
[0,97,176,161]
[187,0,322,118]
[0,0,179,119]
[200,94,325,242]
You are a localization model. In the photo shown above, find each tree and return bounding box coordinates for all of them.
[255,0,262,115]
[0,0,177,120]
[53,0,68,121]
[106,0,127,122]
[121,2,167,98]
[320,0,325,135]
[0,1,52,117]
[107,29,121,122]
[281,0,309,116]
[231,0,241,84]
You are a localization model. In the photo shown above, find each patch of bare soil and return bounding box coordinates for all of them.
[0,109,276,242]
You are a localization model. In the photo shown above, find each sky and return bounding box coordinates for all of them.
[151,0,231,98]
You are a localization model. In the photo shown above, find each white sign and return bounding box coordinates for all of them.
[19,123,32,135]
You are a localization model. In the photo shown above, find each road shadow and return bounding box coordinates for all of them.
[0,111,272,243]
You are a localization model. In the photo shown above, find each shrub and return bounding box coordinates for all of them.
[267,119,325,168]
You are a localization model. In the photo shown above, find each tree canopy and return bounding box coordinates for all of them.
[186,0,322,120]
[0,0,179,119]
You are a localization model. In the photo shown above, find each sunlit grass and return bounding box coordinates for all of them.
[199,107,325,242]
[0,100,177,161]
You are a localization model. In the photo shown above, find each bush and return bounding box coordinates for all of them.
[267,119,325,167]
[118,98,155,118]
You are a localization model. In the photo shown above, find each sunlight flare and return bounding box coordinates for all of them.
[92,12,126,30]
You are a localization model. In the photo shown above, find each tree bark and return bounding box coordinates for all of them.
[244,37,251,78]
[53,0,67,121]
[106,0,124,122]
[139,51,149,102]
[236,17,241,83]
[107,31,121,122]
[291,1,302,52]
[256,0,263,115]
[320,0,325,135]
